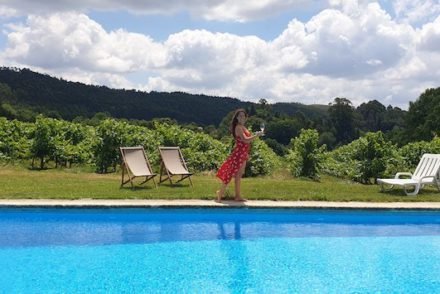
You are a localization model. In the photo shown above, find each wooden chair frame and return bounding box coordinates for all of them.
[120,147,157,189]
[158,146,193,187]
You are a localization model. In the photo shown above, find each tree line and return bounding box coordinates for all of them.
[0,116,279,177]
[2,114,439,186]
[2,66,434,150]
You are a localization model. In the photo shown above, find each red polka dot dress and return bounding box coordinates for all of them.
[216,129,251,184]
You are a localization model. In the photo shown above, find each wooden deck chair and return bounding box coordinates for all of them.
[377,153,440,195]
[158,146,193,186]
[120,146,157,188]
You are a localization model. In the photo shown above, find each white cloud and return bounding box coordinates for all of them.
[393,0,440,25]
[197,0,310,22]
[278,3,416,78]
[417,15,440,52]
[0,0,315,22]
[162,29,270,90]
[0,1,439,109]
[365,59,382,66]
[0,5,18,18]
[1,13,166,72]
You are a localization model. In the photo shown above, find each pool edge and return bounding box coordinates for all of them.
[1,199,440,210]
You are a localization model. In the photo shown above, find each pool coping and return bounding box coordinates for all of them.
[1,199,440,210]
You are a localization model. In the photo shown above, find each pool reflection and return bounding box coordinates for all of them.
[1,208,440,247]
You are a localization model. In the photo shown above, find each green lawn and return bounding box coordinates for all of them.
[1,166,439,201]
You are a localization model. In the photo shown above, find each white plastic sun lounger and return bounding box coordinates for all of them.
[377,153,440,196]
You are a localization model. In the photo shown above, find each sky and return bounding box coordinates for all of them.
[0,0,439,109]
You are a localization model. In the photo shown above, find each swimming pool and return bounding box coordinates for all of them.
[1,208,440,292]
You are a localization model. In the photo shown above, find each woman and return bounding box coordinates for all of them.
[216,109,264,202]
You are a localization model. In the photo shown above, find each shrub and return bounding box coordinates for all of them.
[354,132,394,184]
[94,119,130,173]
[286,129,325,179]
[398,138,440,167]
[322,131,395,183]
[384,136,440,176]
[184,132,228,172]
[152,122,228,172]
[0,118,33,161]
[245,138,281,177]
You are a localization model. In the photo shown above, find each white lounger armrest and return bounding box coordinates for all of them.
[395,172,412,179]
[419,175,435,182]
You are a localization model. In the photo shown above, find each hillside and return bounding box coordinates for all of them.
[272,103,329,119]
[0,67,327,125]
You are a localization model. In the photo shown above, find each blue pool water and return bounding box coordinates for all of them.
[1,208,440,293]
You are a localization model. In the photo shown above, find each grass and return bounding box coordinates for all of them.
[0,165,440,201]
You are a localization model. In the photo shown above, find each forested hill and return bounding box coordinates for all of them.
[0,67,327,125]
[0,67,250,125]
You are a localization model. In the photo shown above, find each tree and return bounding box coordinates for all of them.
[356,100,386,132]
[382,105,405,132]
[0,83,15,103]
[405,87,440,142]
[328,97,357,145]
[258,98,268,106]
[318,131,337,149]
[94,119,128,173]
[265,118,302,145]
[30,116,58,169]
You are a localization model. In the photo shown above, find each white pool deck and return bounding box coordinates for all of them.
[1,199,440,209]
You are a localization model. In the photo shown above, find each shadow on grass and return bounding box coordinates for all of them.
[27,166,52,171]
[119,185,157,191]
[157,183,192,188]
[379,187,440,197]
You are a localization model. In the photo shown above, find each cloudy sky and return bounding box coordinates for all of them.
[0,0,439,109]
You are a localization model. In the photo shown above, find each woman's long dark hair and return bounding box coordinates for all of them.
[230,108,248,137]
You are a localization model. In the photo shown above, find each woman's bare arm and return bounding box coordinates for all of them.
[235,125,262,143]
